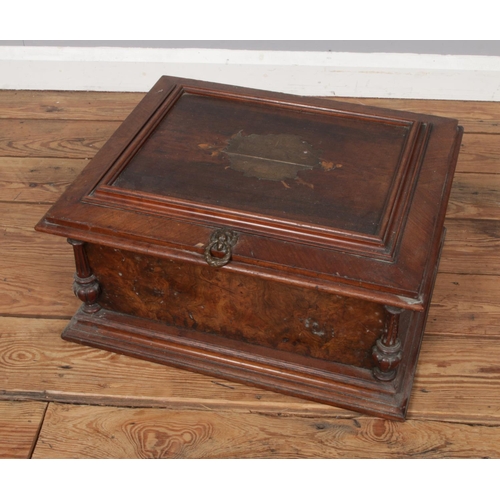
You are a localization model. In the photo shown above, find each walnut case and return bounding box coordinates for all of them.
[36,75,463,420]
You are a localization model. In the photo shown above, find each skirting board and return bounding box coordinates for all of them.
[2,46,500,101]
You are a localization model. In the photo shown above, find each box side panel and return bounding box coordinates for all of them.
[85,244,388,370]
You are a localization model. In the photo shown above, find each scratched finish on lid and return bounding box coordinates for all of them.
[113,92,412,237]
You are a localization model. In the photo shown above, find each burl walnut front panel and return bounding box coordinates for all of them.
[86,243,391,370]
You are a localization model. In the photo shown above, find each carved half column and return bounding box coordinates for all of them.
[68,239,101,314]
[372,305,404,381]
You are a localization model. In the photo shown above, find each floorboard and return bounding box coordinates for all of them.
[0,89,498,457]
[4,92,500,134]
[1,317,500,424]
[457,134,500,174]
[0,157,88,203]
[32,402,500,459]
[439,219,500,275]
[0,119,119,159]
[0,401,47,458]
[0,90,143,121]
[447,173,500,219]
[428,273,500,336]
[0,317,352,418]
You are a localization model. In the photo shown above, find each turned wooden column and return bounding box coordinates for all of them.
[68,239,101,313]
[372,305,404,381]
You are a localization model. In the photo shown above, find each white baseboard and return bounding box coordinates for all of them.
[2,46,500,100]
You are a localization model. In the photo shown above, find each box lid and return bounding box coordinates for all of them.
[36,76,462,311]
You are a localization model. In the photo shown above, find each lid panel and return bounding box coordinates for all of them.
[35,75,461,303]
[112,91,412,238]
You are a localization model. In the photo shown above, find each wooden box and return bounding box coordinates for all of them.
[36,76,463,420]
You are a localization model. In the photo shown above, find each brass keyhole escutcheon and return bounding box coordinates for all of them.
[204,229,238,267]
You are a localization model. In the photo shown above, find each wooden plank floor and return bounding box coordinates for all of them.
[1,90,499,458]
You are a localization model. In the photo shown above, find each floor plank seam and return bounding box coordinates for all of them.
[0,313,73,320]
[27,401,49,459]
[443,217,500,222]
[458,131,500,136]
[0,155,95,161]
[3,394,500,428]
[451,171,500,175]
[434,271,500,277]
[408,416,500,429]
[0,117,125,123]
[423,331,500,339]
[0,200,62,206]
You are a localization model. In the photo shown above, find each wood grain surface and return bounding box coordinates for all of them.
[440,219,500,275]
[87,243,386,368]
[0,401,47,458]
[428,273,500,336]
[0,157,88,203]
[447,173,500,219]
[2,317,500,424]
[0,317,353,418]
[0,203,77,317]
[0,90,499,457]
[0,119,119,158]
[33,403,500,459]
[457,134,500,173]
[0,90,143,121]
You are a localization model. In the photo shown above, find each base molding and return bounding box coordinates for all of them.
[60,304,429,421]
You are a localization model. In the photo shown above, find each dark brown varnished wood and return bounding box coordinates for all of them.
[111,91,421,242]
[85,243,387,369]
[35,75,463,420]
[68,239,101,314]
[372,306,404,381]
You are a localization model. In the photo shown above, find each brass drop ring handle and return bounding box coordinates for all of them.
[204,229,238,267]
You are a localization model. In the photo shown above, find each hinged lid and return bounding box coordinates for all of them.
[36,76,462,310]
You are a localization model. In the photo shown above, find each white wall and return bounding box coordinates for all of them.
[2,41,500,56]
[1,44,500,101]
